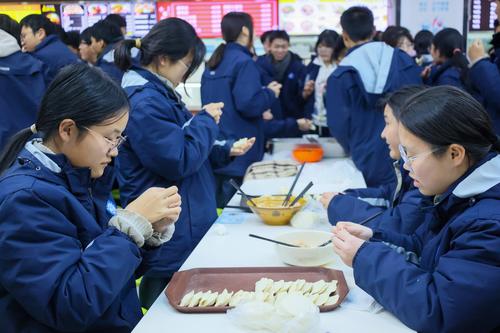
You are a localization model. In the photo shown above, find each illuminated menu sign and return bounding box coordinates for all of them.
[61,3,87,32]
[156,0,278,38]
[470,0,497,31]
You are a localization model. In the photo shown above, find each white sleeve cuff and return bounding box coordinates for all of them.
[145,224,176,247]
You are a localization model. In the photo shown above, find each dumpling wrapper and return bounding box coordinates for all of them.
[233,138,248,149]
[188,291,204,307]
[179,290,194,307]
[215,289,233,307]
[324,294,340,306]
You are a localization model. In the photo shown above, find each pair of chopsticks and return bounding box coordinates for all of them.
[317,210,385,247]
[282,163,305,206]
[229,179,256,207]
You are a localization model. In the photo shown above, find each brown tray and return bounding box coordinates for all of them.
[165,266,349,314]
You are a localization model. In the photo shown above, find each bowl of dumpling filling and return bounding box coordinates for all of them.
[275,230,337,267]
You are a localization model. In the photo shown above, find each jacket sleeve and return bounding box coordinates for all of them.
[469,59,500,112]
[209,139,234,170]
[353,218,500,333]
[232,60,276,119]
[325,70,352,154]
[128,99,220,181]
[327,193,386,226]
[0,189,143,331]
[264,118,300,139]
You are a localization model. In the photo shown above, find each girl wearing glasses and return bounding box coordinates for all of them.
[0,64,181,332]
[332,86,500,332]
[114,18,254,309]
[321,86,429,235]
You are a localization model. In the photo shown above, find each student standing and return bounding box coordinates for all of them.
[0,64,181,333]
[332,86,500,333]
[0,24,45,152]
[19,14,78,83]
[201,12,280,207]
[115,18,255,307]
[325,6,422,187]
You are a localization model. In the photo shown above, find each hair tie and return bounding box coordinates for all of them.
[30,124,37,134]
[135,38,141,49]
[452,48,461,55]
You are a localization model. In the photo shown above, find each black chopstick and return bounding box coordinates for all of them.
[229,179,257,207]
[282,163,306,206]
[288,181,314,207]
[249,234,300,247]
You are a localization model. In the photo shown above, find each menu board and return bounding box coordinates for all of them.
[470,0,497,31]
[87,3,109,27]
[132,2,157,37]
[41,4,62,26]
[278,0,388,35]
[156,0,278,38]
[61,4,87,32]
[0,4,41,22]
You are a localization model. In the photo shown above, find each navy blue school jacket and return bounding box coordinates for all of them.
[425,61,465,89]
[0,144,161,333]
[31,34,78,83]
[353,153,500,333]
[469,58,500,135]
[117,67,232,276]
[303,60,320,118]
[201,42,276,177]
[328,160,428,234]
[0,51,45,152]
[325,42,422,187]
[95,42,125,84]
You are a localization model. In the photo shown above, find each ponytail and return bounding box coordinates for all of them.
[0,128,35,175]
[206,43,226,70]
[207,12,254,70]
[114,39,140,71]
[450,49,469,86]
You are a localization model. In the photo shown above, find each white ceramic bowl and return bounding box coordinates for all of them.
[274,230,337,267]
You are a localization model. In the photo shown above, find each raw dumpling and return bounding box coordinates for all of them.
[324,294,339,306]
[323,280,338,296]
[188,291,204,307]
[314,292,329,306]
[199,291,218,307]
[311,280,327,294]
[229,290,246,307]
[255,278,274,293]
[290,279,306,292]
[301,282,313,294]
[282,281,293,292]
[215,289,233,307]
[271,280,285,294]
[179,290,194,307]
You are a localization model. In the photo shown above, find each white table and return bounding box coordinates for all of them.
[132,157,414,333]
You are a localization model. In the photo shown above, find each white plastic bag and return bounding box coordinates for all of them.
[227,294,320,333]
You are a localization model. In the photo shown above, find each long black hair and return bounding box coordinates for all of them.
[432,28,469,86]
[0,64,129,174]
[114,17,205,83]
[315,29,340,63]
[206,12,254,70]
[380,85,427,120]
[399,86,500,163]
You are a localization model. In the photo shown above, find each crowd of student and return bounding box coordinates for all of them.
[0,3,499,333]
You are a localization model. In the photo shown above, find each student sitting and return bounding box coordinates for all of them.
[19,14,78,83]
[325,6,422,187]
[422,28,469,90]
[256,30,312,139]
[201,12,280,207]
[332,86,500,333]
[321,86,428,234]
[0,64,181,333]
[0,23,45,152]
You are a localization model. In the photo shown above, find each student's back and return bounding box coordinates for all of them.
[326,42,422,187]
[32,35,78,83]
[0,29,45,152]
